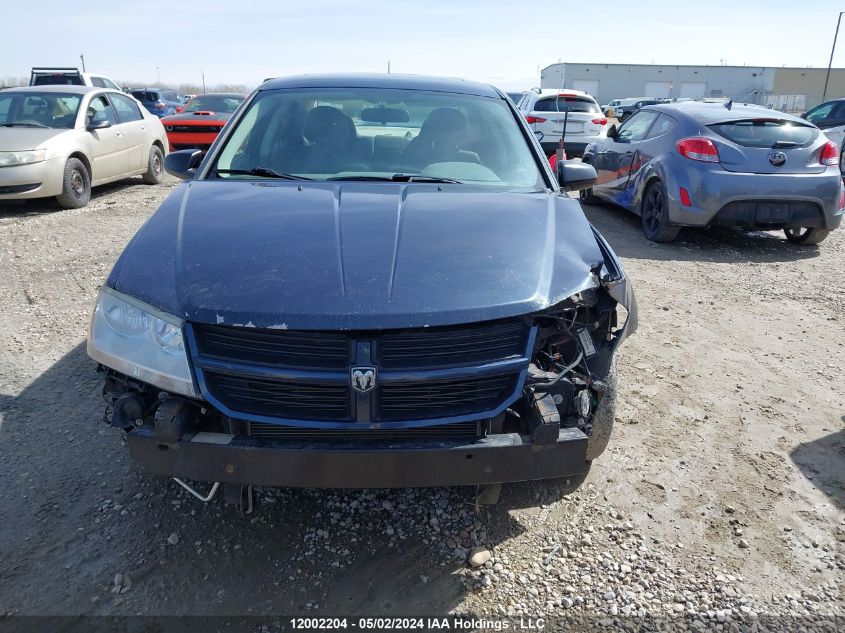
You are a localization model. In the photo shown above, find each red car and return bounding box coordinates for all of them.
[161,93,245,152]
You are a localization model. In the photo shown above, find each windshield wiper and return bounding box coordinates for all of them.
[772,140,801,148]
[2,122,50,128]
[214,167,312,180]
[327,173,462,184]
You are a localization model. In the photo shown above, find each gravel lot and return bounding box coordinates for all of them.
[0,176,842,630]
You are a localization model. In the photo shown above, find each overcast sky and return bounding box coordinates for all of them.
[4,0,845,90]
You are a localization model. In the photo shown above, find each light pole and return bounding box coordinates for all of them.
[156,66,161,84]
[822,11,844,102]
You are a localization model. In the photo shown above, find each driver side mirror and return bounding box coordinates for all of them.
[556,160,597,192]
[86,119,112,131]
[165,149,203,179]
[607,124,618,139]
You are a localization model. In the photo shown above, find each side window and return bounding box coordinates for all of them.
[617,111,658,142]
[162,90,178,102]
[0,96,12,123]
[110,93,143,123]
[645,114,676,139]
[91,77,106,88]
[86,95,117,125]
[103,78,120,90]
[831,102,845,120]
[805,103,833,124]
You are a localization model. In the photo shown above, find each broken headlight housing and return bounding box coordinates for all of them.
[87,287,198,398]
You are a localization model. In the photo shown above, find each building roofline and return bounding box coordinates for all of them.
[540,62,845,73]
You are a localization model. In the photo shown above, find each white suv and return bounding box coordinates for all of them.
[517,89,608,157]
[803,98,845,176]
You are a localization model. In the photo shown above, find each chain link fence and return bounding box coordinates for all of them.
[743,92,827,115]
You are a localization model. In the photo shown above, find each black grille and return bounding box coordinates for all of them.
[0,183,39,195]
[169,124,221,133]
[171,143,212,151]
[205,371,350,421]
[379,320,529,369]
[194,324,349,370]
[379,373,518,421]
[192,320,529,424]
[247,421,481,441]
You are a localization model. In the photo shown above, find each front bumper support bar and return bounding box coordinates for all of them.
[126,426,589,488]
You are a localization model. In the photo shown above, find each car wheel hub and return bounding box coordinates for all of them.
[71,170,84,196]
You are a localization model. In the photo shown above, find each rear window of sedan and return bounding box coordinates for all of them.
[131,90,160,102]
[708,119,818,148]
[533,97,600,114]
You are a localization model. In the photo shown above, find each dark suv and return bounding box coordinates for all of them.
[87,74,636,507]
[129,88,184,117]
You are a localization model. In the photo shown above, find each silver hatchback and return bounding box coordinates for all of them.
[581,101,844,244]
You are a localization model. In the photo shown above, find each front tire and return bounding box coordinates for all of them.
[640,180,680,242]
[784,227,831,245]
[55,158,91,209]
[142,145,164,185]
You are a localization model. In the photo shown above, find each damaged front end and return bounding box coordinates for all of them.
[88,226,636,490]
[505,229,636,460]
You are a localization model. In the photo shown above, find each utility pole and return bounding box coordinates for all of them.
[387,60,391,74]
[822,11,844,102]
[202,69,206,93]
[79,54,86,71]
[156,66,161,84]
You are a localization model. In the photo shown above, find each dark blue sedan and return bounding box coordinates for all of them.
[581,101,844,244]
[85,73,638,498]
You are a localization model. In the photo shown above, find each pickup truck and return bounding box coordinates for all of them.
[29,67,121,91]
[86,73,637,510]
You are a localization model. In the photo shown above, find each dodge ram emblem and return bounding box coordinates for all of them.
[350,367,377,393]
[768,151,787,167]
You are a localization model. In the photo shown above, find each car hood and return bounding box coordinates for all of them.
[0,127,70,151]
[161,112,233,124]
[108,181,607,329]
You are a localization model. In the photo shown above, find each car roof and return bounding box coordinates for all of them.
[646,101,810,125]
[260,73,502,98]
[4,85,100,95]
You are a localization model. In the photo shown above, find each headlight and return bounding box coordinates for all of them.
[87,287,197,397]
[0,149,47,168]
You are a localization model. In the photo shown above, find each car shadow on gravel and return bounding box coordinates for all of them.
[581,202,824,264]
[0,342,583,616]
[789,425,844,511]
[0,178,149,219]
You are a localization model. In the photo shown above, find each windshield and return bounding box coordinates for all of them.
[0,91,81,129]
[211,87,544,189]
[184,95,244,113]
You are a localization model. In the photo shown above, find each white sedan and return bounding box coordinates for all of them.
[0,85,168,208]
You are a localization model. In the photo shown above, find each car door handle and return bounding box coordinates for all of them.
[116,131,123,138]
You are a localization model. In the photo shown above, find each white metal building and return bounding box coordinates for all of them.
[540,63,845,110]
